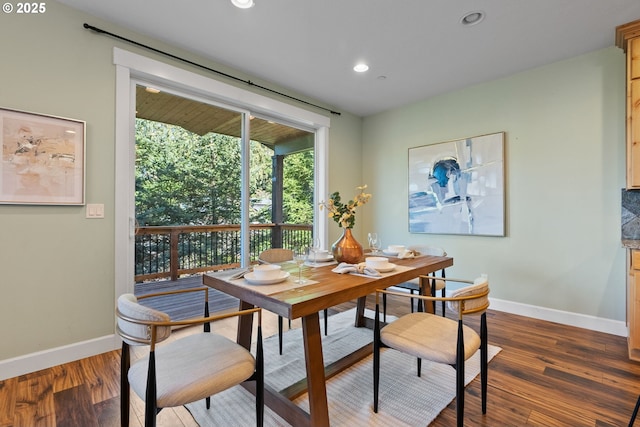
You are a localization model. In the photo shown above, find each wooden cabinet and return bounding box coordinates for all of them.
[617,22,640,188]
[617,20,640,360]
[628,39,640,188]
[629,250,640,360]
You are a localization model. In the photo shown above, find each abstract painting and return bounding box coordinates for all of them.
[408,132,505,236]
[0,107,85,205]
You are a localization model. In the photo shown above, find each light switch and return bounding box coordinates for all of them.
[86,203,105,219]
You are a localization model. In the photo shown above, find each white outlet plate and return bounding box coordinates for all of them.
[86,203,105,219]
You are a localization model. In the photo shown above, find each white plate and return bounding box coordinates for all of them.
[311,254,334,262]
[244,271,290,285]
[375,263,396,273]
[382,249,399,256]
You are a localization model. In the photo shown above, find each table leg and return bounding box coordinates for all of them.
[419,276,435,314]
[302,312,330,427]
[237,300,254,350]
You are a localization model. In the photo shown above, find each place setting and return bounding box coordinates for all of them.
[305,239,338,267]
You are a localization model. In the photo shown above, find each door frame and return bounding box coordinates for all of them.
[113,47,330,298]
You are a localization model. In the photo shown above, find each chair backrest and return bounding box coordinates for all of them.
[407,245,447,257]
[116,294,172,346]
[447,277,489,316]
[258,248,294,264]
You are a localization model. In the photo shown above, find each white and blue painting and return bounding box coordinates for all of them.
[408,132,505,236]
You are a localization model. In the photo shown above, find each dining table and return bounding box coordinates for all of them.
[202,252,453,427]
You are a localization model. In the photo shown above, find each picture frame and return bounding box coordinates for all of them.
[408,132,505,236]
[0,107,85,205]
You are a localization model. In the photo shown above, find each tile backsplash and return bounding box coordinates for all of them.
[622,189,640,239]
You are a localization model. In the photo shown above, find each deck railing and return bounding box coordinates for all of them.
[135,223,313,282]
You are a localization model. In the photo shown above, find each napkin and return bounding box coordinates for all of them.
[397,250,416,259]
[229,268,249,279]
[331,262,381,277]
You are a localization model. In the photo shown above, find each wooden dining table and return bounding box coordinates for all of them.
[202,253,453,427]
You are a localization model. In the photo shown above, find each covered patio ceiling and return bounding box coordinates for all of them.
[135,85,313,152]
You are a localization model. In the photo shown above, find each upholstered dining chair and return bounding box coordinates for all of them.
[373,276,490,427]
[116,288,264,427]
[383,245,448,320]
[258,248,329,355]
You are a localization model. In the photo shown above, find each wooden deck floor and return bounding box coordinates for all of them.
[134,275,239,319]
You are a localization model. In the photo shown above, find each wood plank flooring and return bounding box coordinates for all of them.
[2,292,640,426]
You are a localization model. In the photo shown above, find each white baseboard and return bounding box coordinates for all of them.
[0,298,628,381]
[0,334,120,381]
[389,286,627,337]
[489,298,627,337]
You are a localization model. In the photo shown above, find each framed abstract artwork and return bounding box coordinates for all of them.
[0,107,85,205]
[408,132,505,236]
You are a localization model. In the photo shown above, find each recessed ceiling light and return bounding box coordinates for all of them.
[461,11,485,26]
[231,0,254,9]
[145,87,161,93]
[354,63,369,73]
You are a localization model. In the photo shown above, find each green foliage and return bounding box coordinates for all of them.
[135,119,313,226]
[283,151,314,224]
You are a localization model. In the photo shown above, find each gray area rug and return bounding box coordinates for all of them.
[185,308,501,426]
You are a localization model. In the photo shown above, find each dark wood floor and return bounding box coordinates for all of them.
[2,291,640,427]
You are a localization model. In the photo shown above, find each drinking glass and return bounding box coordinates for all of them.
[294,247,309,283]
[310,238,321,264]
[368,232,381,254]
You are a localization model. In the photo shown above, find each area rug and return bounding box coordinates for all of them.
[185,309,501,426]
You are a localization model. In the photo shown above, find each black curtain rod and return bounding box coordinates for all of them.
[83,23,341,116]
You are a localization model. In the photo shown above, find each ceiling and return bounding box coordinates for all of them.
[136,86,312,148]
[58,0,640,117]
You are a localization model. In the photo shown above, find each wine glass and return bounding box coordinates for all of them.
[368,232,381,254]
[310,238,321,264]
[294,247,309,283]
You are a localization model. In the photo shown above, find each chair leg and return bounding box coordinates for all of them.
[630,393,640,427]
[278,316,284,355]
[441,269,447,317]
[412,289,421,313]
[417,358,422,377]
[382,293,387,322]
[120,342,130,427]
[481,312,488,414]
[256,325,264,427]
[373,303,381,413]
[456,320,465,427]
[324,309,328,335]
[144,352,158,427]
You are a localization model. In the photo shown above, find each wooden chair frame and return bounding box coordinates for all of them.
[117,287,264,427]
[374,277,489,427]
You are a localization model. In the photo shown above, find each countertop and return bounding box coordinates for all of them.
[623,239,640,249]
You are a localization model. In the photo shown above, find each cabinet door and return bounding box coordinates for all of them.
[629,79,640,188]
[631,37,640,81]
[630,250,640,360]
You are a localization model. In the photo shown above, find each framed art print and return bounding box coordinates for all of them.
[0,107,85,205]
[408,132,505,236]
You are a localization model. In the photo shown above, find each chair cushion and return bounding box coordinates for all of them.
[447,278,489,314]
[117,294,171,346]
[128,332,256,408]
[380,312,480,365]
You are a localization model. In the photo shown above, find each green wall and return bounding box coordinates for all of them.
[362,47,627,321]
[0,2,361,363]
[0,1,629,370]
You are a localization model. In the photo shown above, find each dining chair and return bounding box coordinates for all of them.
[373,276,490,427]
[258,248,329,355]
[630,393,640,426]
[116,288,264,427]
[383,245,448,320]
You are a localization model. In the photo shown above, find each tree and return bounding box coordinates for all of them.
[135,119,313,226]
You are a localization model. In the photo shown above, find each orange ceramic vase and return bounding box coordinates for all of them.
[332,228,364,264]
